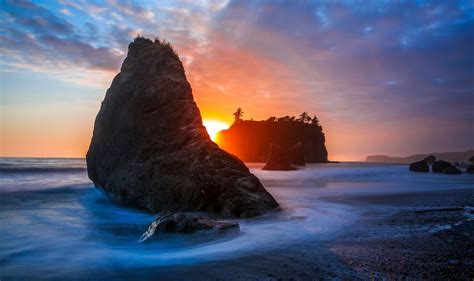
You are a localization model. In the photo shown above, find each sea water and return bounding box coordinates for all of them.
[1,158,472,279]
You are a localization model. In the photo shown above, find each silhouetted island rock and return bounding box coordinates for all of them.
[409,160,429,172]
[432,160,451,173]
[262,143,296,171]
[86,37,278,218]
[444,165,461,175]
[217,115,328,164]
[139,213,238,242]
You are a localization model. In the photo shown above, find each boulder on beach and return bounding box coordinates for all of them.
[139,212,239,242]
[409,160,429,172]
[86,37,279,218]
[423,155,436,165]
[262,143,296,171]
[444,165,462,175]
[432,160,451,173]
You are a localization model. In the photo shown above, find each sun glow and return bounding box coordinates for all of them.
[203,120,230,142]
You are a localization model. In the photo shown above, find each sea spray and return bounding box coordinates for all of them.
[139,213,239,242]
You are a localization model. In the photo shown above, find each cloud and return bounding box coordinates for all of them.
[0,0,125,86]
[0,0,472,157]
[183,0,474,156]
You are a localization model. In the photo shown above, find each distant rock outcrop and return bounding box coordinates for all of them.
[467,165,474,174]
[217,117,328,163]
[409,160,429,172]
[432,160,452,173]
[444,165,461,175]
[423,155,436,165]
[86,37,278,218]
[366,150,474,164]
[262,143,295,171]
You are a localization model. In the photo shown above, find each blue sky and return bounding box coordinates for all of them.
[1,0,473,159]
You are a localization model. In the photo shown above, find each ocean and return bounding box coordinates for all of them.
[1,158,472,280]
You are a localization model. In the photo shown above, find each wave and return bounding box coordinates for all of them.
[0,167,87,174]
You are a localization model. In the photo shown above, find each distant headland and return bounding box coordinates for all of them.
[366,150,474,164]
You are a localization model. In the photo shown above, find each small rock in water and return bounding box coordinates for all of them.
[432,160,451,173]
[139,212,239,242]
[409,160,429,172]
[423,155,436,165]
[262,143,296,171]
[466,165,474,174]
[444,165,461,175]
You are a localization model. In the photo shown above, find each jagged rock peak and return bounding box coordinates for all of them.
[86,37,279,218]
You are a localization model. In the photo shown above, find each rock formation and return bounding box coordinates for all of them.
[86,37,278,218]
[288,141,306,166]
[217,118,328,163]
[444,165,461,175]
[262,143,296,171]
[139,213,238,242]
[423,155,436,165]
[432,160,451,173]
[409,160,429,172]
[466,165,474,174]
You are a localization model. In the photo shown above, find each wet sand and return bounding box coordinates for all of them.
[92,184,474,281]
[325,188,474,280]
[2,161,473,280]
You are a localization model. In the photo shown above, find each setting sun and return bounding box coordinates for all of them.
[203,120,230,142]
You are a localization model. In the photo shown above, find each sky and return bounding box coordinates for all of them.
[0,0,473,160]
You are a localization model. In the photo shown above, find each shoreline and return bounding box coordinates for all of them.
[1,161,473,280]
[83,188,473,281]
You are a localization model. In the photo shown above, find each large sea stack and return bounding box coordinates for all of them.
[86,37,279,218]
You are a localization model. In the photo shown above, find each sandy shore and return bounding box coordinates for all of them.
[325,188,474,280]
[2,161,472,280]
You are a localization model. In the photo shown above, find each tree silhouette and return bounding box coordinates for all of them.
[218,111,329,163]
[233,108,244,123]
[311,115,320,126]
[299,112,311,123]
[266,116,277,122]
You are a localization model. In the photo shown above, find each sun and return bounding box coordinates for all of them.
[203,120,230,142]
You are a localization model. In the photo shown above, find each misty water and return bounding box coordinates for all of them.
[1,158,473,279]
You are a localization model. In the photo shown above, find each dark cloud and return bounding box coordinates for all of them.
[0,0,122,74]
[183,0,473,156]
